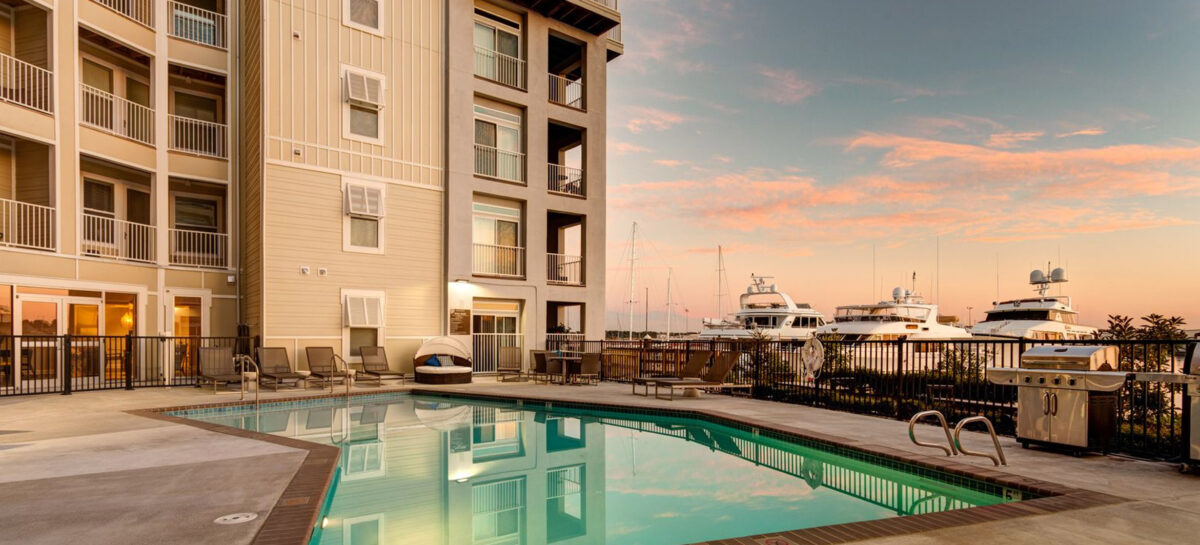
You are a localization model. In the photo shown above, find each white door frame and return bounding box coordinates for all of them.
[11,293,105,391]
[163,288,211,384]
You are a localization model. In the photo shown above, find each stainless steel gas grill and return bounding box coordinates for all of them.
[987,345,1127,455]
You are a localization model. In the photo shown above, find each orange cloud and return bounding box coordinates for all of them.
[755,67,820,105]
[1057,128,1107,138]
[985,131,1044,149]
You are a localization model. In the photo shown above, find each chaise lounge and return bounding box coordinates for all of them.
[653,351,751,401]
[197,346,243,393]
[631,350,712,396]
[358,346,406,385]
[256,347,309,391]
[306,347,352,388]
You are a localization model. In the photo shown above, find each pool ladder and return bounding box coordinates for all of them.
[908,410,1007,466]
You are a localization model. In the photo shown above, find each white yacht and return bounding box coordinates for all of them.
[970,268,1098,340]
[700,275,827,340]
[816,287,971,341]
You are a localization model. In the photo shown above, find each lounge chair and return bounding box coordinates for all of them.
[358,346,405,386]
[632,350,712,396]
[306,346,352,388]
[496,346,526,382]
[529,350,553,384]
[197,346,242,393]
[653,351,751,400]
[575,353,602,385]
[256,347,308,391]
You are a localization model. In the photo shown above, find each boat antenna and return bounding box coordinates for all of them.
[871,243,876,302]
[665,268,674,340]
[936,236,940,305]
[644,287,649,338]
[626,222,638,341]
[715,246,728,319]
[995,253,1000,302]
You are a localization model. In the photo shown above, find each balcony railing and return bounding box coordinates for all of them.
[606,25,622,44]
[170,228,228,269]
[80,213,155,263]
[0,53,53,113]
[547,253,583,286]
[80,84,154,145]
[587,0,619,9]
[474,144,526,183]
[473,243,525,278]
[0,198,55,251]
[169,1,227,49]
[169,115,228,158]
[474,46,526,90]
[548,74,584,109]
[94,0,154,28]
[471,333,524,374]
[547,163,584,197]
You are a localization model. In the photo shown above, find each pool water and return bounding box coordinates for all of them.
[178,394,1016,545]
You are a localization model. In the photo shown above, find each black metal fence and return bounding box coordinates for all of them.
[551,337,1195,460]
[0,334,257,396]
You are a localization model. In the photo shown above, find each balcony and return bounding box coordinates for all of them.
[473,243,525,278]
[80,84,155,145]
[169,115,227,158]
[507,0,619,35]
[169,228,228,269]
[548,74,583,109]
[94,0,155,28]
[80,213,156,263]
[474,144,526,183]
[548,163,584,197]
[474,46,526,90]
[169,1,228,49]
[0,53,53,114]
[547,253,583,286]
[0,198,55,252]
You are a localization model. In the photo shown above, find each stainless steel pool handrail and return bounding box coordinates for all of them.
[236,355,259,411]
[953,416,1007,466]
[908,410,958,456]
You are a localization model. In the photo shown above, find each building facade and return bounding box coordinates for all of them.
[0,0,619,385]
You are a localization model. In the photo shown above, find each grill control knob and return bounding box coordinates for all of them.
[1023,376,1031,383]
[1069,379,1077,386]
[1038,377,1045,384]
[1053,378,1061,385]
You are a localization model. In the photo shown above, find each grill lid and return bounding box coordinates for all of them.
[1020,345,1119,371]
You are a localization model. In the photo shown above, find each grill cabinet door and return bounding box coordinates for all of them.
[1049,389,1088,447]
[1018,387,1051,442]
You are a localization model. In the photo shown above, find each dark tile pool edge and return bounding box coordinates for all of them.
[407,388,1132,545]
[127,408,341,545]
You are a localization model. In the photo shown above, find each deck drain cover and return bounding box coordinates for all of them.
[214,513,258,525]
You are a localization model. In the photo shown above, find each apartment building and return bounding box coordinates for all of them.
[0,0,238,389]
[446,0,620,373]
[0,0,620,384]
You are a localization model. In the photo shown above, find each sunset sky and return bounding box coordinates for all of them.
[603,0,1200,331]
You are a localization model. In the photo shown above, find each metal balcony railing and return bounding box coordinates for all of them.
[474,144,526,183]
[169,1,228,49]
[474,46,526,89]
[0,53,52,113]
[170,228,228,269]
[606,25,622,44]
[94,0,154,28]
[169,115,228,158]
[473,243,525,278]
[548,73,584,109]
[547,253,583,286]
[547,163,584,196]
[80,213,156,263]
[0,198,55,251]
[80,84,155,145]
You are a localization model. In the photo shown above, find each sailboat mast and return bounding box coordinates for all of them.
[665,268,673,340]
[715,246,725,319]
[627,222,638,341]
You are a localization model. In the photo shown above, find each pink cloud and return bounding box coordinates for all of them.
[609,139,652,155]
[1057,128,1107,138]
[985,131,1044,149]
[755,67,820,105]
[653,159,688,168]
[624,107,688,134]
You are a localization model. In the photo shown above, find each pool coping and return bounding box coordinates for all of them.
[132,388,1131,545]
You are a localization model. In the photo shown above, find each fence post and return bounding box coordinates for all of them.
[124,332,134,390]
[893,337,904,417]
[753,340,762,398]
[62,336,72,395]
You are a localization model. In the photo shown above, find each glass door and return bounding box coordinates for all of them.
[14,296,61,391]
[68,300,104,386]
[170,295,204,382]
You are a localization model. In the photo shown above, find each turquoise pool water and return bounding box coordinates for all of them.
[177,394,1017,545]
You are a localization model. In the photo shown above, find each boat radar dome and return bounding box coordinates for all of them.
[1030,269,1048,284]
[1050,267,1067,283]
[892,287,905,301]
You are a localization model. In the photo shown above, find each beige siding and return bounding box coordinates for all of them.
[262,0,444,188]
[0,143,11,200]
[241,0,266,336]
[261,164,442,339]
[13,7,47,68]
[14,139,49,206]
[0,10,13,57]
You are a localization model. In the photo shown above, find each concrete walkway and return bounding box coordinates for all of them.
[0,381,1197,544]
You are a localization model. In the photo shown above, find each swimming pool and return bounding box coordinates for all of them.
[176,393,1022,545]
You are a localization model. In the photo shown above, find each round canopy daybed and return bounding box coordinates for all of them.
[413,336,473,385]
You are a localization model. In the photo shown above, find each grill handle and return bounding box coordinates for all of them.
[1042,392,1050,415]
[1051,392,1058,416]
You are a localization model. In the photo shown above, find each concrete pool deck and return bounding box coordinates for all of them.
[1,381,1197,544]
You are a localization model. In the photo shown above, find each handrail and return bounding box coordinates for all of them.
[0,52,53,113]
[169,115,228,158]
[908,410,958,456]
[168,1,228,49]
[953,416,1007,466]
[80,84,155,145]
[473,45,526,89]
[236,355,259,411]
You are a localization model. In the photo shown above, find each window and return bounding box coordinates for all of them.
[343,295,383,328]
[473,105,523,181]
[343,180,384,252]
[174,196,220,232]
[343,514,383,545]
[342,67,385,141]
[344,0,382,33]
[349,327,378,357]
[472,202,521,248]
[84,180,115,217]
[174,91,220,123]
[343,290,384,362]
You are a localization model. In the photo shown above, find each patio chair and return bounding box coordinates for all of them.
[653,351,752,401]
[256,347,308,391]
[575,353,602,385]
[197,346,242,393]
[496,346,526,382]
[632,350,711,396]
[306,347,352,388]
[358,346,405,386]
[530,350,550,383]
